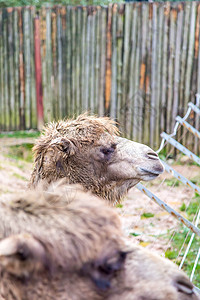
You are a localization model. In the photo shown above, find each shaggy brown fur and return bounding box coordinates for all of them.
[0,183,198,300]
[30,114,164,203]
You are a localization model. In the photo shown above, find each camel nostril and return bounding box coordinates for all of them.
[174,276,194,295]
[147,152,159,160]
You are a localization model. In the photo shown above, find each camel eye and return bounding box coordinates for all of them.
[100,148,115,155]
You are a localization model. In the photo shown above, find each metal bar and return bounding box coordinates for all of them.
[179,209,200,270]
[136,183,200,237]
[190,247,200,281]
[194,286,200,295]
[160,132,200,165]
[188,102,200,115]
[157,97,200,155]
[176,116,200,139]
[161,160,200,194]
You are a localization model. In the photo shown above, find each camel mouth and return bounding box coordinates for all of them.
[139,167,164,181]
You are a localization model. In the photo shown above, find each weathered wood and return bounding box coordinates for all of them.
[133,4,142,143]
[57,8,63,118]
[94,7,101,114]
[45,7,53,121]
[105,4,112,113]
[30,7,36,129]
[122,3,132,137]
[98,7,106,116]
[66,6,72,117]
[160,3,170,135]
[110,4,118,120]
[24,8,31,129]
[34,15,44,130]
[116,4,124,127]
[13,8,20,130]
[0,9,4,130]
[140,3,149,144]
[76,7,81,114]
[150,3,157,148]
[155,5,164,148]
[0,3,200,155]
[8,8,15,130]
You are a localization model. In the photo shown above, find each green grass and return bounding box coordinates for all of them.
[141,212,154,219]
[180,203,186,212]
[116,203,123,208]
[6,143,34,163]
[12,172,28,181]
[165,194,200,287]
[129,232,141,237]
[165,178,180,187]
[0,131,40,139]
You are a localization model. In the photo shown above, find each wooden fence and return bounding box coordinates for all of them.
[0,3,200,150]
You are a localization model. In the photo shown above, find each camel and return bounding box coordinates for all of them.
[30,114,164,203]
[0,183,199,300]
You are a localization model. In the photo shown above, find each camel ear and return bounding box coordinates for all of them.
[82,250,128,291]
[0,233,49,278]
[50,137,76,156]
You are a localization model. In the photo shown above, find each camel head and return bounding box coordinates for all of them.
[0,184,198,300]
[30,114,164,202]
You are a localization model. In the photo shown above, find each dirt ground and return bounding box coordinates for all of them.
[0,137,199,256]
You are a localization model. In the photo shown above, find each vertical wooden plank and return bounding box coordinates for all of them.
[139,3,149,144]
[34,15,44,130]
[105,4,112,113]
[89,8,96,113]
[71,7,76,115]
[45,7,53,121]
[116,4,124,125]
[150,3,158,148]
[84,8,90,112]
[80,7,87,113]
[173,4,184,149]
[110,4,118,120]
[0,9,3,130]
[155,4,164,147]
[76,7,81,114]
[179,3,190,118]
[30,7,36,129]
[122,3,132,137]
[40,7,47,122]
[52,8,58,119]
[61,7,67,117]
[7,8,15,130]
[127,3,138,140]
[143,4,153,145]
[196,4,200,155]
[99,7,107,116]
[24,8,31,129]
[167,4,176,136]
[13,8,20,130]
[57,7,63,118]
[184,2,196,105]
[183,2,196,148]
[173,4,183,123]
[94,7,101,114]
[160,3,170,135]
[3,9,9,130]
[133,4,142,142]
[66,7,72,117]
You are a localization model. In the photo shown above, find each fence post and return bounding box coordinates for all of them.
[34,15,44,130]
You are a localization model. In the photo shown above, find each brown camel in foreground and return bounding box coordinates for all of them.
[30,114,164,203]
[0,183,198,300]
